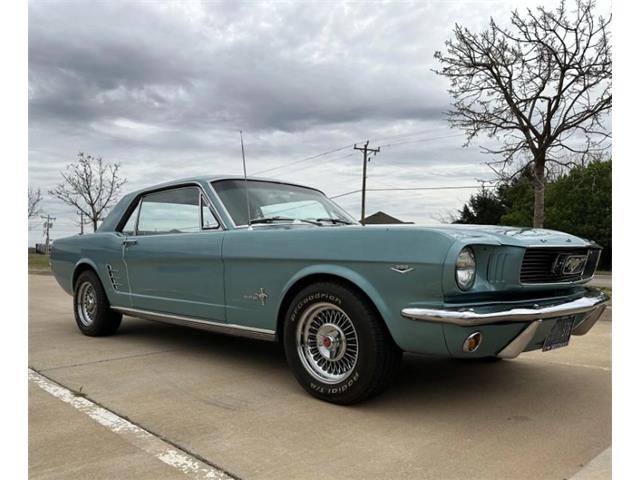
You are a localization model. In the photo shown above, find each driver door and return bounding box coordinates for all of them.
[122,185,226,321]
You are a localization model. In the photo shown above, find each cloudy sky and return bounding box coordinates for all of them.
[28,0,610,244]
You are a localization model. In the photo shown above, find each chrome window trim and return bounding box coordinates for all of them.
[111,306,276,341]
[117,197,142,236]
[209,178,355,229]
[199,193,220,231]
[208,179,239,228]
[133,196,142,234]
[120,182,227,236]
[197,182,227,230]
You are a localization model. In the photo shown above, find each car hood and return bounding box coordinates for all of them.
[246,223,596,249]
[346,224,593,249]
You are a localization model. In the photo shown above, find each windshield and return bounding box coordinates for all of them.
[212,180,356,227]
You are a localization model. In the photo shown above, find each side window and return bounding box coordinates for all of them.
[121,201,140,235]
[201,195,220,230]
[137,187,200,235]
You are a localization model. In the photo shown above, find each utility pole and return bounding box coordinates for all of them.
[354,140,381,224]
[40,214,56,254]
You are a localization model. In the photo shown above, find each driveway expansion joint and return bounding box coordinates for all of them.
[35,349,177,373]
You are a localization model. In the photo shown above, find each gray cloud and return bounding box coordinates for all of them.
[28,0,610,243]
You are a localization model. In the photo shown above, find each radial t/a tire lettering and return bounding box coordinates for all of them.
[283,282,402,404]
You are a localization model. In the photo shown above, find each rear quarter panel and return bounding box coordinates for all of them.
[50,233,125,304]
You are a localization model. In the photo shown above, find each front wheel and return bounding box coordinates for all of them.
[73,270,122,336]
[283,282,402,405]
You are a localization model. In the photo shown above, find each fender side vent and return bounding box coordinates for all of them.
[106,264,123,290]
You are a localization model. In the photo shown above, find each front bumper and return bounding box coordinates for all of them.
[401,288,609,358]
[401,288,608,327]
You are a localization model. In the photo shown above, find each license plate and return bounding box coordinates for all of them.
[542,316,575,352]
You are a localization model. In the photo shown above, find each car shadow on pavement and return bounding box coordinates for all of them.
[113,316,607,417]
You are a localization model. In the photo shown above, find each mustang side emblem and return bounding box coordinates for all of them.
[552,254,588,275]
[244,288,269,306]
[391,265,415,274]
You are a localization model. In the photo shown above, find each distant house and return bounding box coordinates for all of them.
[361,211,413,225]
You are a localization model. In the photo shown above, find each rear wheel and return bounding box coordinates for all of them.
[283,282,402,404]
[73,270,122,336]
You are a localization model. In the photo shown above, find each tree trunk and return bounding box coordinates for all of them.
[532,158,545,228]
[92,218,98,232]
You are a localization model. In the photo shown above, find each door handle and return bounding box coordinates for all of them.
[122,239,137,246]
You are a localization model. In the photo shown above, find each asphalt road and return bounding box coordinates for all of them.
[29,275,611,480]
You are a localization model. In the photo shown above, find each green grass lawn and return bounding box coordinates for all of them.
[28,254,50,271]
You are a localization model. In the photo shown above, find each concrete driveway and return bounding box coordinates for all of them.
[29,274,611,479]
[587,274,612,289]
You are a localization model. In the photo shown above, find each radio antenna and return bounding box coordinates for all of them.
[239,130,252,229]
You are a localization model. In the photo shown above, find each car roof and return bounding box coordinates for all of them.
[127,175,324,196]
[97,175,327,233]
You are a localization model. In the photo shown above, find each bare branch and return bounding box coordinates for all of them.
[48,152,126,231]
[28,187,43,218]
[433,0,611,227]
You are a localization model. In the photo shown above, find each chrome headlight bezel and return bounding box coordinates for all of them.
[455,246,476,291]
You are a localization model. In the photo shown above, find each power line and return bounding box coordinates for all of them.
[380,133,465,148]
[370,128,458,143]
[269,152,357,179]
[329,184,497,200]
[250,130,465,177]
[251,144,353,176]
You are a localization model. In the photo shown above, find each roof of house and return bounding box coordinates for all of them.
[362,211,413,225]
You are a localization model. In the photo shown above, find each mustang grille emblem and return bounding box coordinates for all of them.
[552,254,588,276]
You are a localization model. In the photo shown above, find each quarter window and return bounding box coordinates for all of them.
[137,187,201,235]
[121,201,140,236]
[201,195,219,230]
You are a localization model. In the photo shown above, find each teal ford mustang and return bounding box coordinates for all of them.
[50,176,608,404]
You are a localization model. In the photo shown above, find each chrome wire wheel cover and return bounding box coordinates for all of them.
[77,281,97,327]
[296,302,359,384]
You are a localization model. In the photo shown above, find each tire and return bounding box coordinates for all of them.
[283,282,402,405]
[73,270,122,336]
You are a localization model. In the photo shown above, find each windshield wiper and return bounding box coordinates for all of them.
[315,218,352,225]
[249,216,322,226]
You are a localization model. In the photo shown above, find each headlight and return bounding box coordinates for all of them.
[455,247,476,290]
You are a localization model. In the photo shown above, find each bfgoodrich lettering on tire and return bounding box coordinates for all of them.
[73,270,122,337]
[283,282,402,404]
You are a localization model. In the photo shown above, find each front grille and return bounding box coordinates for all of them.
[520,247,600,284]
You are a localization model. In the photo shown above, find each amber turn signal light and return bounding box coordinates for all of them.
[462,331,483,352]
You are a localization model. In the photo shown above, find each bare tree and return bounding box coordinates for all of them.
[49,153,126,232]
[434,0,611,227]
[28,187,42,218]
